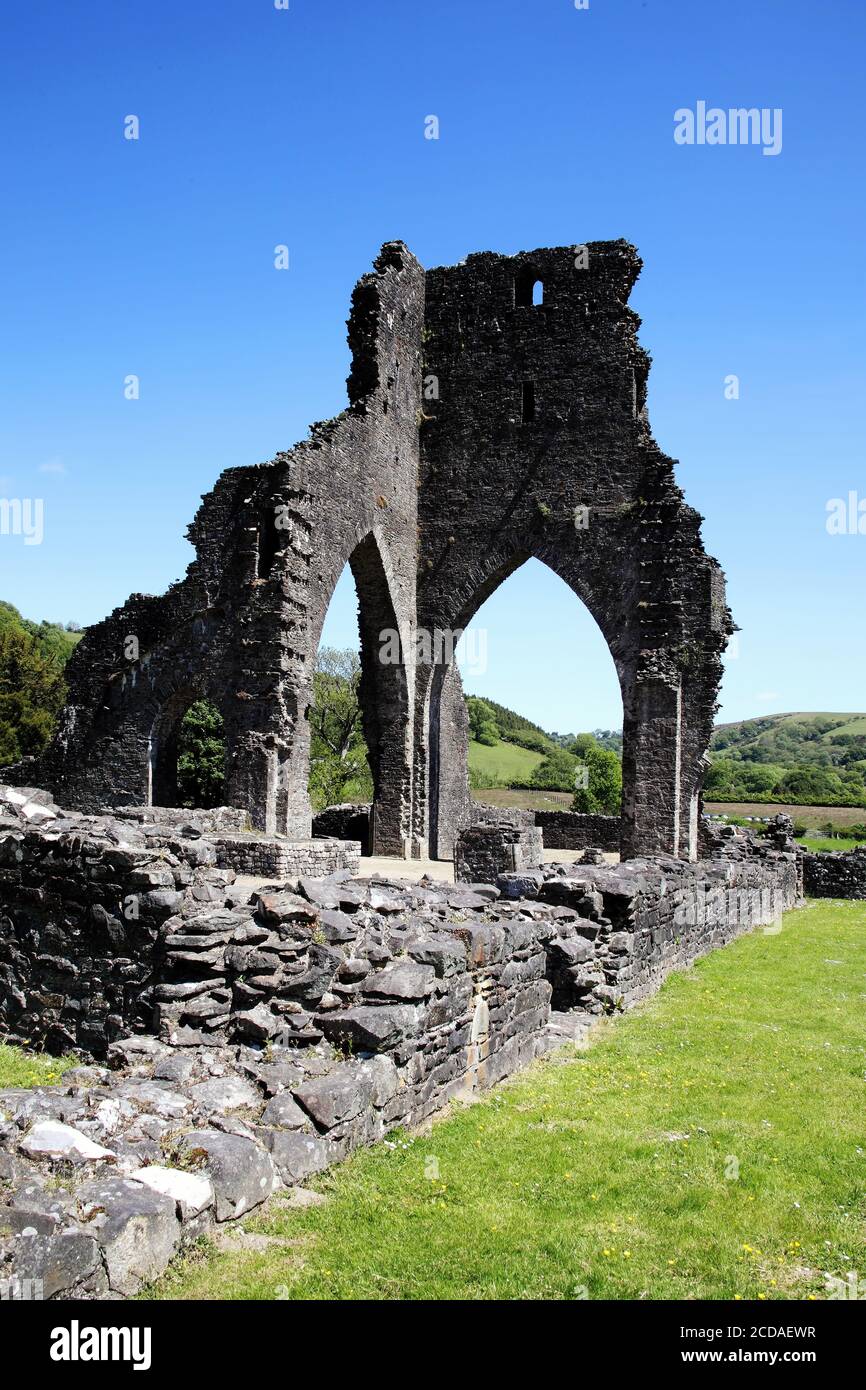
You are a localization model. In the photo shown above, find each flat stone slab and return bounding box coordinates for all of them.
[130,1165,214,1220]
[18,1122,116,1165]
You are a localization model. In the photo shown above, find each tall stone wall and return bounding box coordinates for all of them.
[9,241,732,864]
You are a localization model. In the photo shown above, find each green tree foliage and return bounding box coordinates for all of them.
[528,746,579,791]
[571,737,623,814]
[466,697,499,746]
[308,648,373,811]
[0,605,73,765]
[474,697,553,752]
[176,700,226,809]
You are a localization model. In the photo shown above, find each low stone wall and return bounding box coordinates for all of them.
[213,835,360,879]
[507,852,800,1014]
[534,810,621,853]
[106,805,250,836]
[455,823,543,884]
[803,847,866,899]
[311,804,371,854]
[0,790,360,1053]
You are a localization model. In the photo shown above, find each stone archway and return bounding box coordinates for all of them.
[416,547,632,861]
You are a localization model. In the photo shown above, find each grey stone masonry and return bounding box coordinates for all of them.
[803,846,866,899]
[10,241,733,863]
[0,793,801,1299]
[534,810,621,852]
[212,834,360,879]
[455,823,544,884]
[310,803,371,854]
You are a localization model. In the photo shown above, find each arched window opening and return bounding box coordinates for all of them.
[522,381,536,423]
[515,269,543,307]
[150,695,226,809]
[309,535,409,856]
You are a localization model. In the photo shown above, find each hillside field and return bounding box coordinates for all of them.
[714,711,866,743]
[467,736,544,786]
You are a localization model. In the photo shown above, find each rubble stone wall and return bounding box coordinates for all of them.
[454,822,543,884]
[534,810,621,852]
[0,802,801,1299]
[802,847,866,899]
[311,803,371,854]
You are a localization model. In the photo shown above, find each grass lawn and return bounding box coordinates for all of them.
[0,1044,76,1088]
[146,899,866,1301]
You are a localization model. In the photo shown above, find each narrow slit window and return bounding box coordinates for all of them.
[522,381,536,423]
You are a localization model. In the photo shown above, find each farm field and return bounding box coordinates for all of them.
[471,787,572,811]
[705,802,866,832]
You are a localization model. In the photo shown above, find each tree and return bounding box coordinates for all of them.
[571,741,622,814]
[529,747,579,791]
[308,648,373,810]
[0,620,67,765]
[467,697,499,746]
[176,700,226,809]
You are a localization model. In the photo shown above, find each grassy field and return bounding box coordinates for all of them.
[705,802,865,832]
[145,899,866,1302]
[471,787,573,811]
[468,737,544,787]
[471,790,865,830]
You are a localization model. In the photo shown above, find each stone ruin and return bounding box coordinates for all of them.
[7,240,733,864]
[0,783,800,1297]
[12,241,834,1301]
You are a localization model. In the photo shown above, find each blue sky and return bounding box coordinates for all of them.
[1,0,863,734]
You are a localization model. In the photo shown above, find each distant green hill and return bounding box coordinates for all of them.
[711,713,866,767]
[467,699,866,810]
[0,602,83,667]
[475,698,555,752]
[708,713,866,807]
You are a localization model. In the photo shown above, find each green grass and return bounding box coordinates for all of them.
[468,736,544,787]
[146,899,866,1302]
[0,1044,77,1088]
